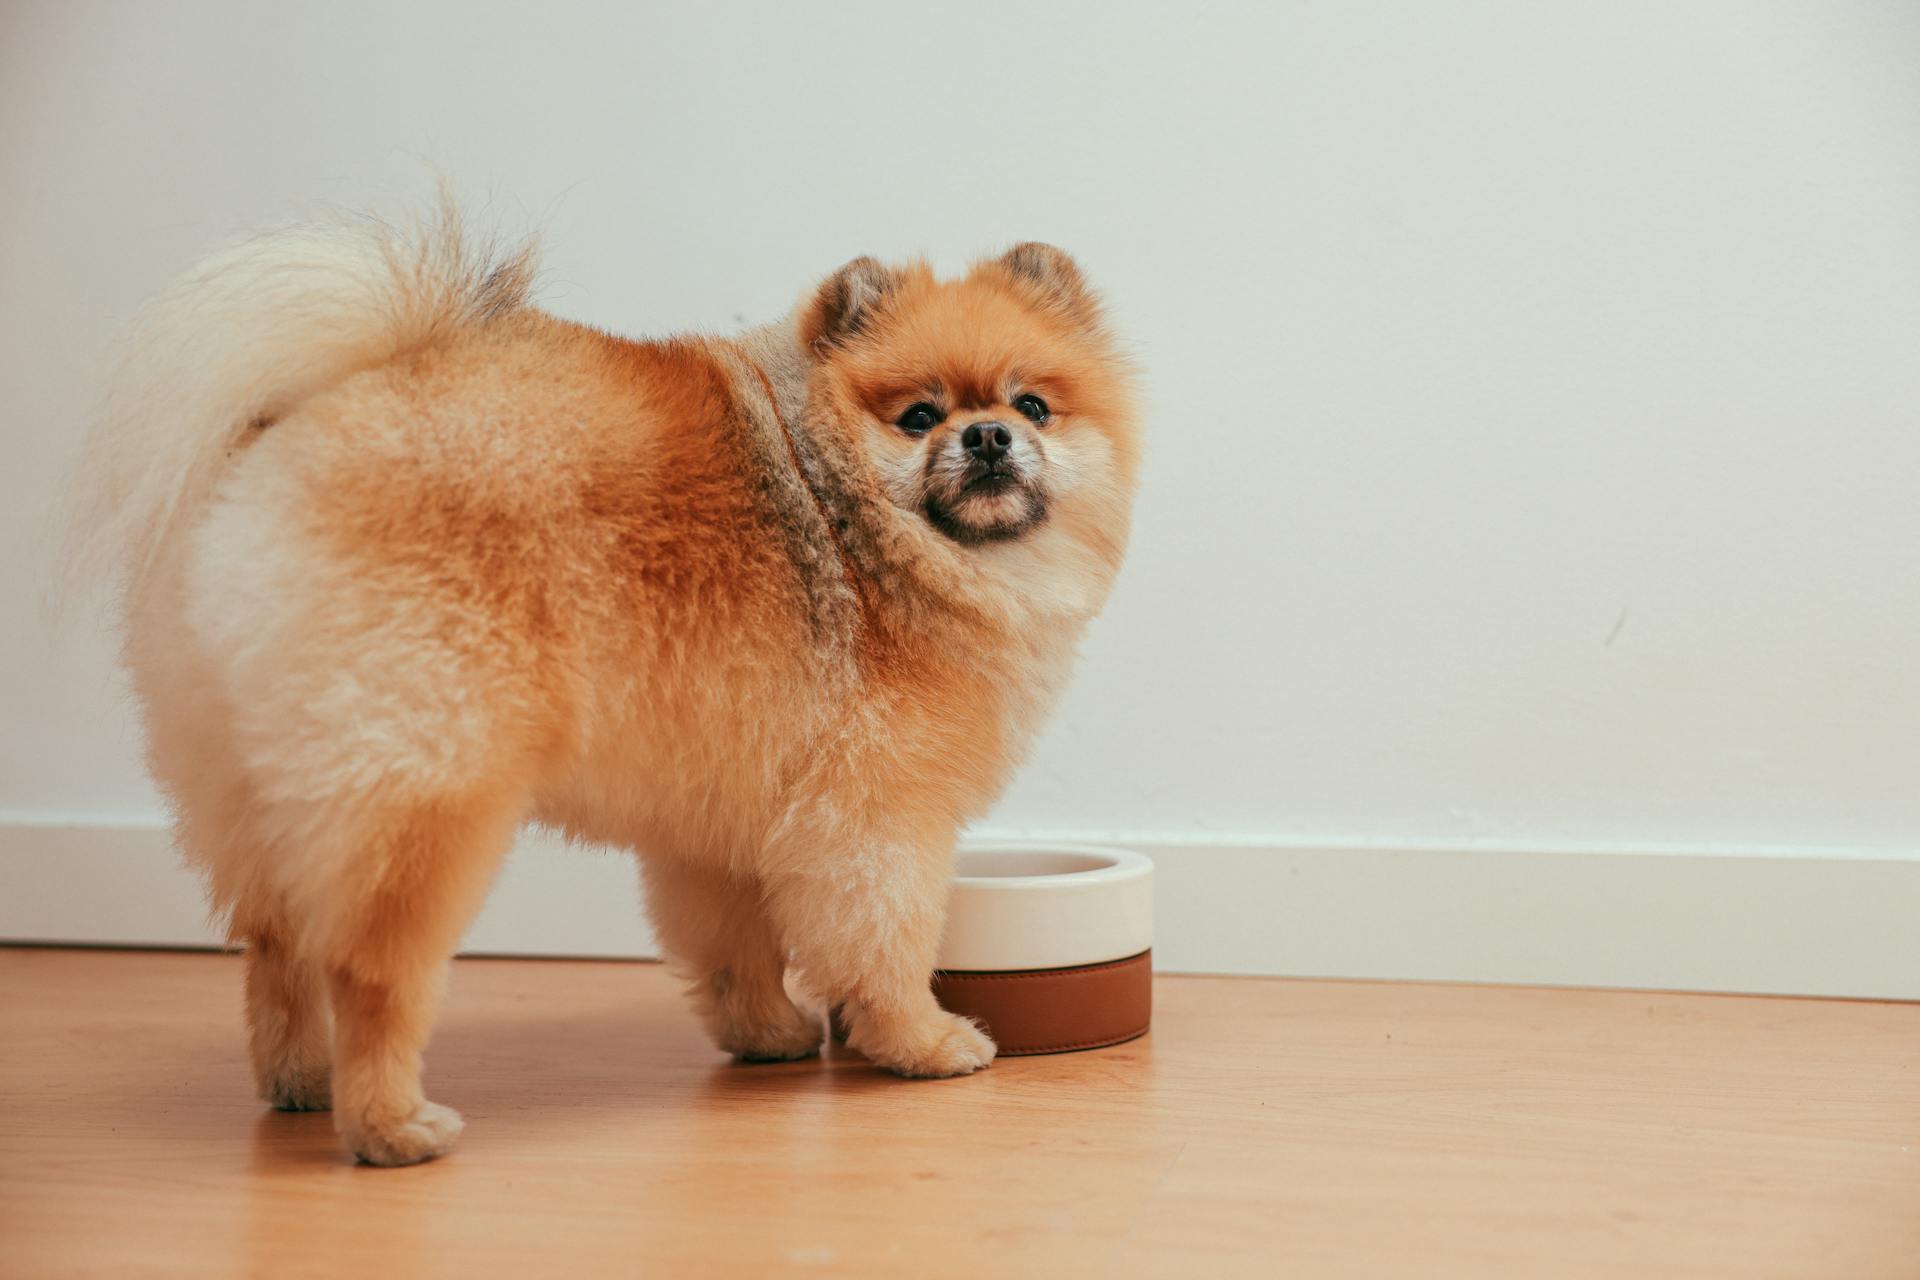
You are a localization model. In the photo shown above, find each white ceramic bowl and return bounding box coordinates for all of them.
[938,842,1154,972]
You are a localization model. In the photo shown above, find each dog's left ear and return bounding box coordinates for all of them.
[802,256,898,350]
[991,242,1102,332]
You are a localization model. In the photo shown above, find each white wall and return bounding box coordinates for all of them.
[4,3,1918,989]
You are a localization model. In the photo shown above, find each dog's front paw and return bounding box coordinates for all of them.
[260,1065,332,1112]
[852,1009,996,1078]
[342,1101,464,1167]
[720,1000,825,1063]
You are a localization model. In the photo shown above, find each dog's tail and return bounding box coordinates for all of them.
[66,198,537,605]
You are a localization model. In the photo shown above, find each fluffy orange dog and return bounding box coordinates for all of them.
[74,210,1139,1164]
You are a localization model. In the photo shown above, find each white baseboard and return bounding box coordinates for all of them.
[3,816,1915,999]
[1,818,660,959]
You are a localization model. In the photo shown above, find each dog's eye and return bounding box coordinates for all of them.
[896,402,942,434]
[1014,394,1050,424]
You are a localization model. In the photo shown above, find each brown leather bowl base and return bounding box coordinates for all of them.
[931,950,1153,1056]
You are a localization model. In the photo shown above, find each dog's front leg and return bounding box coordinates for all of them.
[762,827,994,1078]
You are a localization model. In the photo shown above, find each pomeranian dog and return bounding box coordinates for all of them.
[72,205,1139,1165]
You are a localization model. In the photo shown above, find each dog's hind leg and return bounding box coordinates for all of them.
[123,593,337,1112]
[308,790,525,1167]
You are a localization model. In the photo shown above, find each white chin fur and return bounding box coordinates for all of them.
[952,488,1030,526]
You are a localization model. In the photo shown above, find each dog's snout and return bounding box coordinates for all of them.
[962,422,1012,463]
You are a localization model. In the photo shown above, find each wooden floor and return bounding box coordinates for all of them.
[1,949,1915,1279]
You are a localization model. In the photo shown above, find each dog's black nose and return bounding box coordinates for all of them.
[962,422,1012,463]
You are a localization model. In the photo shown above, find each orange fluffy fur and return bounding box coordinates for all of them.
[73,209,1139,1165]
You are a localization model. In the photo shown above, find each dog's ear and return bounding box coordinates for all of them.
[991,242,1101,331]
[802,256,898,350]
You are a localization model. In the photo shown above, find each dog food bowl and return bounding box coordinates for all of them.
[931,842,1153,1056]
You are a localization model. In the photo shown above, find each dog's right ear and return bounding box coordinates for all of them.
[801,256,897,350]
